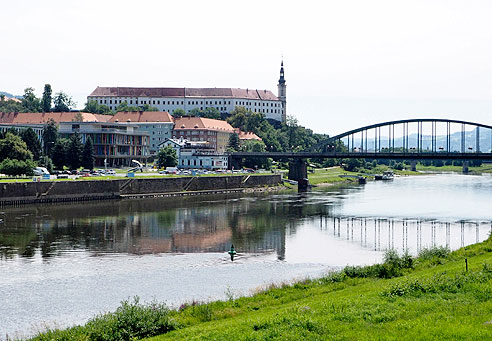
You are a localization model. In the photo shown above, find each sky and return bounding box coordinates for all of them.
[1,0,491,135]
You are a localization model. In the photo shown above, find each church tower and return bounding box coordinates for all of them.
[277,60,287,123]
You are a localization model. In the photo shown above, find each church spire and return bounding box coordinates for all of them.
[278,60,286,85]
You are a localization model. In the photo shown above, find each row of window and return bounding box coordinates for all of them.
[95,98,280,107]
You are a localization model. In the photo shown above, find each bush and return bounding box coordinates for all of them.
[343,249,414,279]
[418,246,450,261]
[0,158,36,176]
[33,296,177,341]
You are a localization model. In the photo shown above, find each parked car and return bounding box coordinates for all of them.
[106,169,116,176]
[33,167,50,176]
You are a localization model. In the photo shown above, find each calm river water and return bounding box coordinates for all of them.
[1,174,491,338]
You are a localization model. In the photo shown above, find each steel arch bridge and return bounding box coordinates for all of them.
[230,118,492,161]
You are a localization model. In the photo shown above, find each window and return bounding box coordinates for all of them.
[153,100,155,104]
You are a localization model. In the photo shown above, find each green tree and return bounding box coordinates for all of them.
[67,133,83,169]
[21,87,41,112]
[156,145,178,168]
[20,128,42,160]
[172,108,186,117]
[0,158,36,176]
[53,91,76,112]
[41,84,52,112]
[241,140,271,169]
[228,133,240,152]
[201,107,220,119]
[38,155,54,173]
[82,137,95,170]
[0,96,24,113]
[51,138,69,170]
[0,133,33,161]
[84,100,112,114]
[42,119,58,157]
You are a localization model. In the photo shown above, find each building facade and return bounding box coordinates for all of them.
[172,117,235,154]
[108,111,174,154]
[159,138,228,170]
[87,62,287,123]
[58,122,150,167]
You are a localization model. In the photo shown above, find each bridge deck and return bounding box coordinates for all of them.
[230,152,492,160]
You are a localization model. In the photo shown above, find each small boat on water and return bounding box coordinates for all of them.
[382,170,394,180]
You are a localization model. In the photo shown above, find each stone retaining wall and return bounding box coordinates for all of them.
[0,175,282,206]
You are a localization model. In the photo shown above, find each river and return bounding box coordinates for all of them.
[1,173,491,338]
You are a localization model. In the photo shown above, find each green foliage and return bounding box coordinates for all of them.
[20,127,42,160]
[342,158,365,172]
[241,140,271,169]
[53,91,76,112]
[0,132,33,161]
[0,158,36,176]
[0,96,24,112]
[38,156,54,173]
[84,100,112,114]
[343,249,414,279]
[21,87,41,112]
[82,137,95,170]
[42,118,58,157]
[383,263,492,298]
[32,297,177,341]
[227,133,240,152]
[51,138,69,169]
[67,133,83,169]
[157,145,178,168]
[188,107,221,119]
[418,246,450,261]
[41,84,52,112]
[172,108,186,117]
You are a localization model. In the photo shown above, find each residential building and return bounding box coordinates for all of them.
[0,112,149,167]
[87,62,287,123]
[108,111,174,154]
[58,122,150,167]
[159,138,228,170]
[173,117,235,153]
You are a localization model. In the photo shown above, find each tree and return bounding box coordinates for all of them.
[81,137,95,170]
[21,87,41,112]
[172,108,186,117]
[42,119,58,157]
[41,84,52,112]
[20,128,42,160]
[84,100,112,114]
[241,140,271,169]
[67,133,83,169]
[53,91,76,112]
[201,107,220,119]
[38,156,54,173]
[0,133,33,161]
[228,133,240,152]
[0,158,36,176]
[51,139,69,170]
[156,145,178,168]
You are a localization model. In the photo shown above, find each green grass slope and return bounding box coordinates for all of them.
[148,239,492,340]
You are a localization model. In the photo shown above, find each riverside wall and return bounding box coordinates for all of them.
[0,175,282,206]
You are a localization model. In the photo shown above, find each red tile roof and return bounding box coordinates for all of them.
[174,117,235,132]
[236,130,262,141]
[109,111,173,123]
[0,112,112,124]
[89,87,279,101]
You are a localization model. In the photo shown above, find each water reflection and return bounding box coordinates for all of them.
[1,177,491,264]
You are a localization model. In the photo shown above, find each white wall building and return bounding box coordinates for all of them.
[87,63,287,123]
[159,138,228,170]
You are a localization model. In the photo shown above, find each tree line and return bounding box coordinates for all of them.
[0,84,76,113]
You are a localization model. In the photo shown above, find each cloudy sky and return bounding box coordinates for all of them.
[1,0,491,134]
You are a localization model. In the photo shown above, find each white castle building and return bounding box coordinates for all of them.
[87,63,287,123]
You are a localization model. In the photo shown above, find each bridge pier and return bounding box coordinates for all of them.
[462,161,469,174]
[410,160,417,172]
[289,159,309,192]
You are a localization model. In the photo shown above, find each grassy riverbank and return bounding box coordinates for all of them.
[32,236,492,340]
[416,164,492,174]
[308,166,419,186]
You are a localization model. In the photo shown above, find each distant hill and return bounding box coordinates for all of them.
[0,91,22,99]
